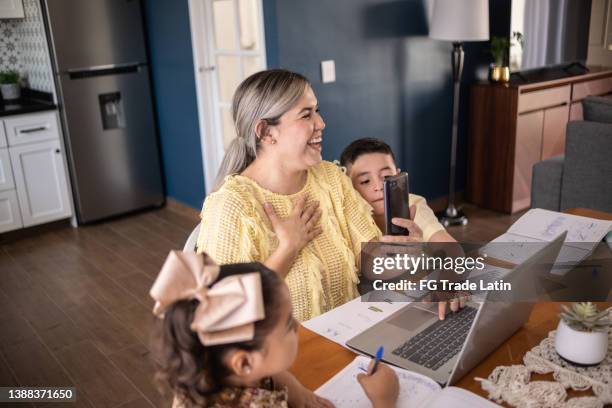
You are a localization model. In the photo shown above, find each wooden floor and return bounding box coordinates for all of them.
[0,203,523,407]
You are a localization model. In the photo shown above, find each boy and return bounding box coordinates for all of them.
[341,138,464,319]
[340,138,456,243]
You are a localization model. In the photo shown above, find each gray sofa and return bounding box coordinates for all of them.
[531,97,612,213]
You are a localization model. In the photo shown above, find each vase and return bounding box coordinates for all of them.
[0,83,20,101]
[490,66,511,83]
[555,319,608,365]
[500,67,510,82]
[490,66,502,82]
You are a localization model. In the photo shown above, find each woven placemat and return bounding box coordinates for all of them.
[476,308,612,408]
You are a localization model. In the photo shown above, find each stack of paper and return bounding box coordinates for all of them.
[482,209,612,275]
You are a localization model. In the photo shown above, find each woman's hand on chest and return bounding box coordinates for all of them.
[263,195,323,254]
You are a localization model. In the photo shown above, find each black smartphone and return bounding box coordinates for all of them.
[383,172,410,235]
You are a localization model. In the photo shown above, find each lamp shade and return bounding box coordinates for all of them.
[429,0,489,42]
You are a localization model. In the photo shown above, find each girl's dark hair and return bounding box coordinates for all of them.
[339,137,396,168]
[151,262,284,407]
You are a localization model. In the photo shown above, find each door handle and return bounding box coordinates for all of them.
[199,66,216,72]
[20,126,48,134]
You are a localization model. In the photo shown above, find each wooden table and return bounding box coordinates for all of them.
[289,208,612,403]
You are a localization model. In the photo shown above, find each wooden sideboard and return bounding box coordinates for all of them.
[467,67,612,213]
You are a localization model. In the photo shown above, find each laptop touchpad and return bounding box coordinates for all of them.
[388,306,436,331]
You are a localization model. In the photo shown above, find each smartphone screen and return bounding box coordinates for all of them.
[383,172,409,235]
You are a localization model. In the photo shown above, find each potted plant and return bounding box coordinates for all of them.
[555,302,611,365]
[0,70,21,101]
[490,36,510,82]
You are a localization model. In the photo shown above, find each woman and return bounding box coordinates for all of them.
[196,69,395,322]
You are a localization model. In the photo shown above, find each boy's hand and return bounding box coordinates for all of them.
[357,362,399,408]
[422,291,470,320]
[380,205,423,242]
[435,292,470,320]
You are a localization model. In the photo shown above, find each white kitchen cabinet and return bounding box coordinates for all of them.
[0,147,15,191]
[0,111,73,233]
[0,190,22,233]
[0,0,24,18]
[10,139,72,227]
[4,111,59,146]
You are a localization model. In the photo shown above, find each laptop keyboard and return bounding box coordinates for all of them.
[391,306,477,371]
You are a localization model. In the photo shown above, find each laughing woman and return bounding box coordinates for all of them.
[196,69,381,322]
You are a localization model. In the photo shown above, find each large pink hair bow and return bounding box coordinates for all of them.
[150,250,265,346]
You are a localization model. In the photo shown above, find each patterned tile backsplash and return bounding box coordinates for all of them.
[0,0,54,94]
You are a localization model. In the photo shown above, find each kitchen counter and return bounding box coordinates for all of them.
[0,89,56,117]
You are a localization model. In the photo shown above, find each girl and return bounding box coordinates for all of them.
[150,250,399,408]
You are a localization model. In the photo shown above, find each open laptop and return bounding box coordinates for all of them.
[346,231,566,385]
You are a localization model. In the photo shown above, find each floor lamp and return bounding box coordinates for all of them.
[430,0,489,227]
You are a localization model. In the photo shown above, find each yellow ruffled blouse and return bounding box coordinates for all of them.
[197,161,381,321]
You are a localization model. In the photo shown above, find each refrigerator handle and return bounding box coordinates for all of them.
[63,62,145,79]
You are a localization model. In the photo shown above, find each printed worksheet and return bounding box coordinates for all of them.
[302,292,411,348]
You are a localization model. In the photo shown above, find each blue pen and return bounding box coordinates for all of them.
[370,346,384,374]
[359,346,385,375]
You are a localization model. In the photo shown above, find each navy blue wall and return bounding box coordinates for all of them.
[143,0,205,209]
[264,0,491,201]
[143,0,495,208]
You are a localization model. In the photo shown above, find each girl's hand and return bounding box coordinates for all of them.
[264,195,322,254]
[357,362,399,408]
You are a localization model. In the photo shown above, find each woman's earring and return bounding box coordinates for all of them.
[271,139,276,144]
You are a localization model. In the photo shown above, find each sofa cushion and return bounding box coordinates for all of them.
[531,155,564,211]
[560,121,612,212]
[582,95,612,123]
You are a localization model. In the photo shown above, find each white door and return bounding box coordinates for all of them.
[189,0,267,193]
[9,140,72,227]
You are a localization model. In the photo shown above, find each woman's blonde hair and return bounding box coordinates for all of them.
[212,69,310,192]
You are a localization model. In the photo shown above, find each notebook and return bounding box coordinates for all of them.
[315,356,499,407]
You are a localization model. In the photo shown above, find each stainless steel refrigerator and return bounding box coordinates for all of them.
[43,0,164,223]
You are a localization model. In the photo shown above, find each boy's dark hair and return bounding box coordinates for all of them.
[339,138,396,169]
[151,262,284,407]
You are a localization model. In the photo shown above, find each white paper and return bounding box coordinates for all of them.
[484,210,611,276]
[508,209,612,251]
[315,355,440,408]
[424,387,501,408]
[483,232,545,263]
[550,245,591,275]
[302,293,412,348]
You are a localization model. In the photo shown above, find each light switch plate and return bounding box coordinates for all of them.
[321,60,336,83]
